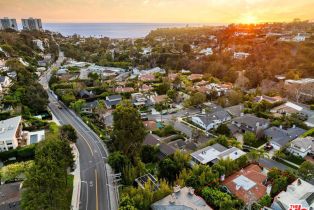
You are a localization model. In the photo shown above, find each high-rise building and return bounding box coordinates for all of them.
[21,18,42,30]
[0,17,18,31]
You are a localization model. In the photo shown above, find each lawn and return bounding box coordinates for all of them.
[244,137,268,148]
[275,159,299,170]
[283,152,305,165]
[66,175,74,209]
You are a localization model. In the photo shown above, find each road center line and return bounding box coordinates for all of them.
[95,169,99,210]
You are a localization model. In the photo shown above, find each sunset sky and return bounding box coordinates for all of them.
[1,0,314,24]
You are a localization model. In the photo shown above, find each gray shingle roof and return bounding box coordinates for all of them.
[225,104,244,117]
[198,110,231,126]
[265,126,306,147]
[106,95,122,101]
[258,158,290,171]
[233,114,269,128]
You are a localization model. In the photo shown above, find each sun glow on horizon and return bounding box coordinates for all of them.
[239,15,259,24]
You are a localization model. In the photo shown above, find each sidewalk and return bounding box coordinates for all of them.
[71,144,81,210]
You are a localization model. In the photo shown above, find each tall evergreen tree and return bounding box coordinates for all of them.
[21,138,74,210]
[112,100,146,156]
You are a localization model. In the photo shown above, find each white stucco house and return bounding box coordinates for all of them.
[288,136,314,158]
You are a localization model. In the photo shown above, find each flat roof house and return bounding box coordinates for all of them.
[151,186,213,210]
[104,95,122,109]
[232,114,269,133]
[270,102,303,117]
[191,110,231,131]
[288,136,314,158]
[191,143,246,165]
[223,164,267,203]
[0,116,22,152]
[264,126,306,150]
[271,179,314,210]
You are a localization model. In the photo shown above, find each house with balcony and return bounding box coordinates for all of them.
[231,114,269,134]
[0,116,22,152]
[288,136,314,158]
[271,179,314,210]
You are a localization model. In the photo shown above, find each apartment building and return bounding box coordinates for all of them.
[0,17,18,30]
[21,18,42,30]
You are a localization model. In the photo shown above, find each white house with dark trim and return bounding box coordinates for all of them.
[191,110,231,131]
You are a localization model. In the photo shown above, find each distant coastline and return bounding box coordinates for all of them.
[19,22,223,38]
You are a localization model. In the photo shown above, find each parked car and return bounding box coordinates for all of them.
[264,142,273,150]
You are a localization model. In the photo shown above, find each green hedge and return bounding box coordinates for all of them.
[0,144,36,162]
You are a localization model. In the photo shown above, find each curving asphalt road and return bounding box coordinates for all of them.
[40,50,118,210]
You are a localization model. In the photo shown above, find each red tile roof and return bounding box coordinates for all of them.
[222,164,267,203]
[140,84,154,92]
[115,87,135,93]
[139,74,155,81]
[188,74,203,81]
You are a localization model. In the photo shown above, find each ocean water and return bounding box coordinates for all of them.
[39,23,213,39]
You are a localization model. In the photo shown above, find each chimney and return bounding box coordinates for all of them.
[236,185,241,190]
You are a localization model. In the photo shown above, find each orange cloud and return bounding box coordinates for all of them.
[0,0,313,23]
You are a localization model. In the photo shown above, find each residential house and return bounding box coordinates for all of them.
[131,93,150,107]
[0,182,22,210]
[139,84,154,92]
[114,86,134,93]
[188,74,203,81]
[143,133,160,146]
[264,126,306,150]
[231,114,269,134]
[168,73,178,81]
[270,102,303,117]
[293,33,307,42]
[150,95,167,105]
[0,116,22,152]
[81,100,99,114]
[141,67,166,75]
[254,95,283,104]
[284,78,314,101]
[33,39,44,51]
[139,73,155,82]
[0,76,11,91]
[225,104,245,117]
[134,173,159,191]
[288,136,314,158]
[234,52,250,59]
[191,143,246,165]
[151,186,213,210]
[203,83,233,96]
[143,133,177,159]
[199,48,213,56]
[159,143,177,159]
[78,90,93,99]
[258,158,290,172]
[143,121,157,131]
[191,110,231,131]
[104,95,122,109]
[23,130,45,145]
[56,68,68,76]
[222,164,267,203]
[271,179,314,210]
